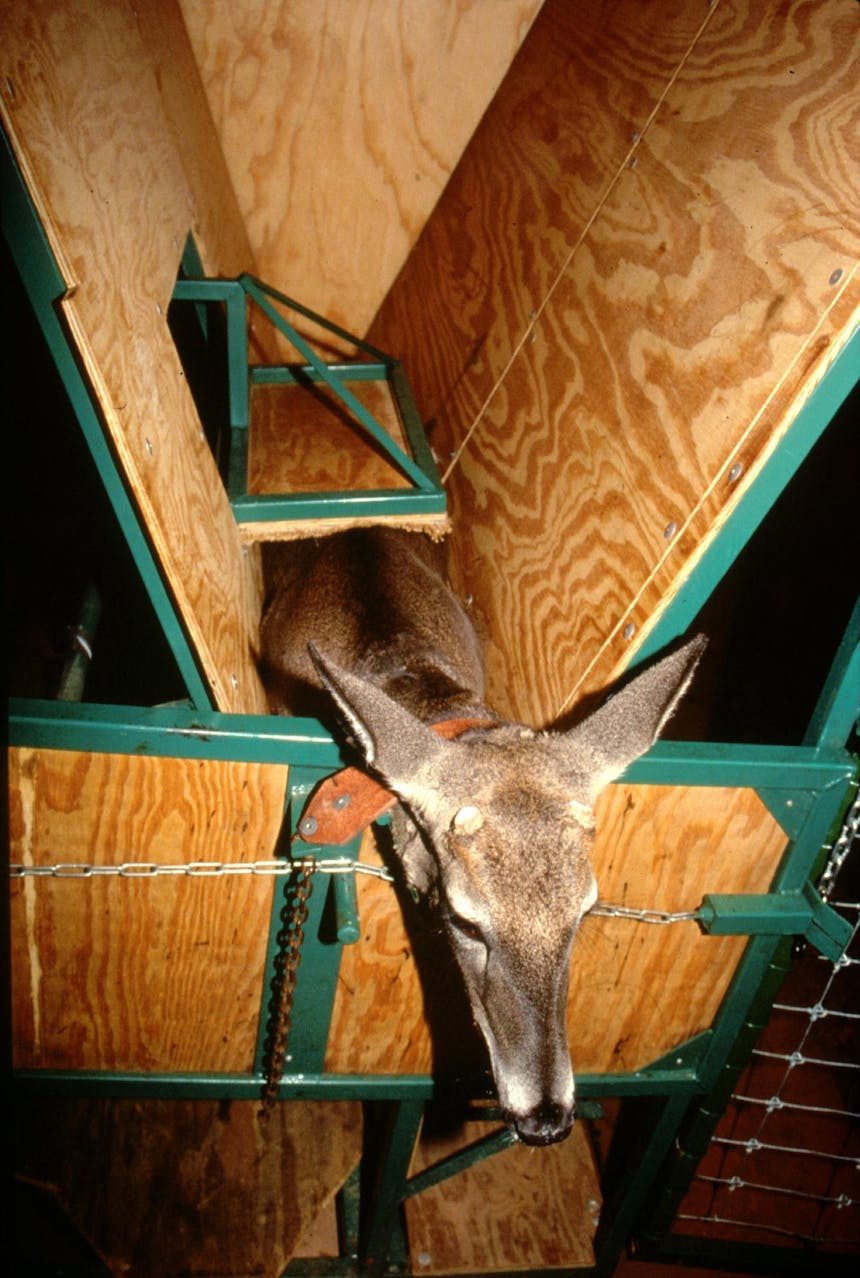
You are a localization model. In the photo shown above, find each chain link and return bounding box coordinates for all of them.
[259,858,315,1117]
[589,902,701,925]
[9,857,394,882]
[818,786,860,902]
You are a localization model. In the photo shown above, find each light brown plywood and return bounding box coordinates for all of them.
[405,1118,600,1272]
[15,1097,362,1278]
[368,0,860,727]
[0,0,267,712]
[180,0,545,347]
[324,784,788,1077]
[9,747,288,1072]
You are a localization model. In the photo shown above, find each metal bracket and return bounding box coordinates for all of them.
[698,883,851,962]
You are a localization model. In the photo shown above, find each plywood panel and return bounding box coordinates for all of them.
[404,1118,600,1272]
[368,0,860,726]
[324,785,787,1077]
[368,0,711,471]
[0,0,267,712]
[181,0,545,348]
[15,1097,362,1278]
[9,747,288,1072]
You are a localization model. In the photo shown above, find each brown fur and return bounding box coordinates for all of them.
[260,528,704,1145]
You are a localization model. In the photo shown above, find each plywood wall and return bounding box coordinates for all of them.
[9,747,288,1072]
[1,0,268,712]
[368,0,860,726]
[180,0,545,346]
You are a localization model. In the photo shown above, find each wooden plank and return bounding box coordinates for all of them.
[324,785,787,1077]
[368,0,860,726]
[0,0,268,712]
[368,0,711,473]
[14,1097,362,1278]
[248,379,412,495]
[9,747,288,1072]
[179,0,545,348]
[404,1117,600,1273]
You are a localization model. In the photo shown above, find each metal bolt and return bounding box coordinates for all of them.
[333,793,352,811]
[230,673,239,689]
[417,1252,432,1268]
[728,462,744,483]
[829,268,843,287]
[623,622,636,640]
[144,438,154,456]
[299,815,318,839]
[664,520,678,539]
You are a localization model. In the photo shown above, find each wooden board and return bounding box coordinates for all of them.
[324,785,788,1077]
[368,0,860,725]
[9,747,288,1072]
[404,1117,600,1273]
[14,1097,362,1278]
[179,0,545,349]
[0,0,268,713]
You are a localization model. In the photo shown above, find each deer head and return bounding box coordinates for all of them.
[310,636,704,1144]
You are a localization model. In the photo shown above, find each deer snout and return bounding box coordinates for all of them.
[505,1099,575,1146]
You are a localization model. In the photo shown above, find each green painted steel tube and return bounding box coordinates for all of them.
[56,583,102,702]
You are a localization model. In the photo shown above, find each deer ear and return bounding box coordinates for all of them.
[309,644,447,796]
[566,635,706,801]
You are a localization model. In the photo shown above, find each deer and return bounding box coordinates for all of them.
[260,527,704,1146]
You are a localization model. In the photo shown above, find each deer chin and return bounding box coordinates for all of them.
[485,1042,576,1146]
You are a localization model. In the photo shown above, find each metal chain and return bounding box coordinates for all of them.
[589,902,701,925]
[259,857,315,1118]
[818,786,860,902]
[9,856,394,882]
[9,858,697,925]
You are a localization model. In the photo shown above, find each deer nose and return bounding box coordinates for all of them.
[507,1100,574,1146]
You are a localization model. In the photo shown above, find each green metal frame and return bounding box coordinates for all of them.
[170,272,447,530]
[6,115,860,1276]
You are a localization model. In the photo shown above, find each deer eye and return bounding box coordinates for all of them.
[448,911,484,944]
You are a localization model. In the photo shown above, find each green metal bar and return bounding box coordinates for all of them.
[240,275,435,492]
[639,1233,858,1278]
[230,486,447,525]
[240,273,394,366]
[2,126,213,710]
[803,595,860,749]
[698,884,852,961]
[637,938,793,1248]
[171,277,250,427]
[333,869,361,945]
[403,1126,517,1200]
[56,582,102,702]
[8,698,343,767]
[627,322,860,671]
[360,1099,425,1269]
[593,1091,693,1276]
[251,362,390,386]
[11,1064,705,1102]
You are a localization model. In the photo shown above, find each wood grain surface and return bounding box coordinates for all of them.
[180,0,544,347]
[324,784,787,1077]
[9,747,288,1072]
[15,1096,362,1278]
[1,0,268,712]
[369,0,860,725]
[404,1116,600,1272]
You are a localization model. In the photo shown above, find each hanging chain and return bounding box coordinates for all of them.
[259,857,315,1118]
[818,785,860,902]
